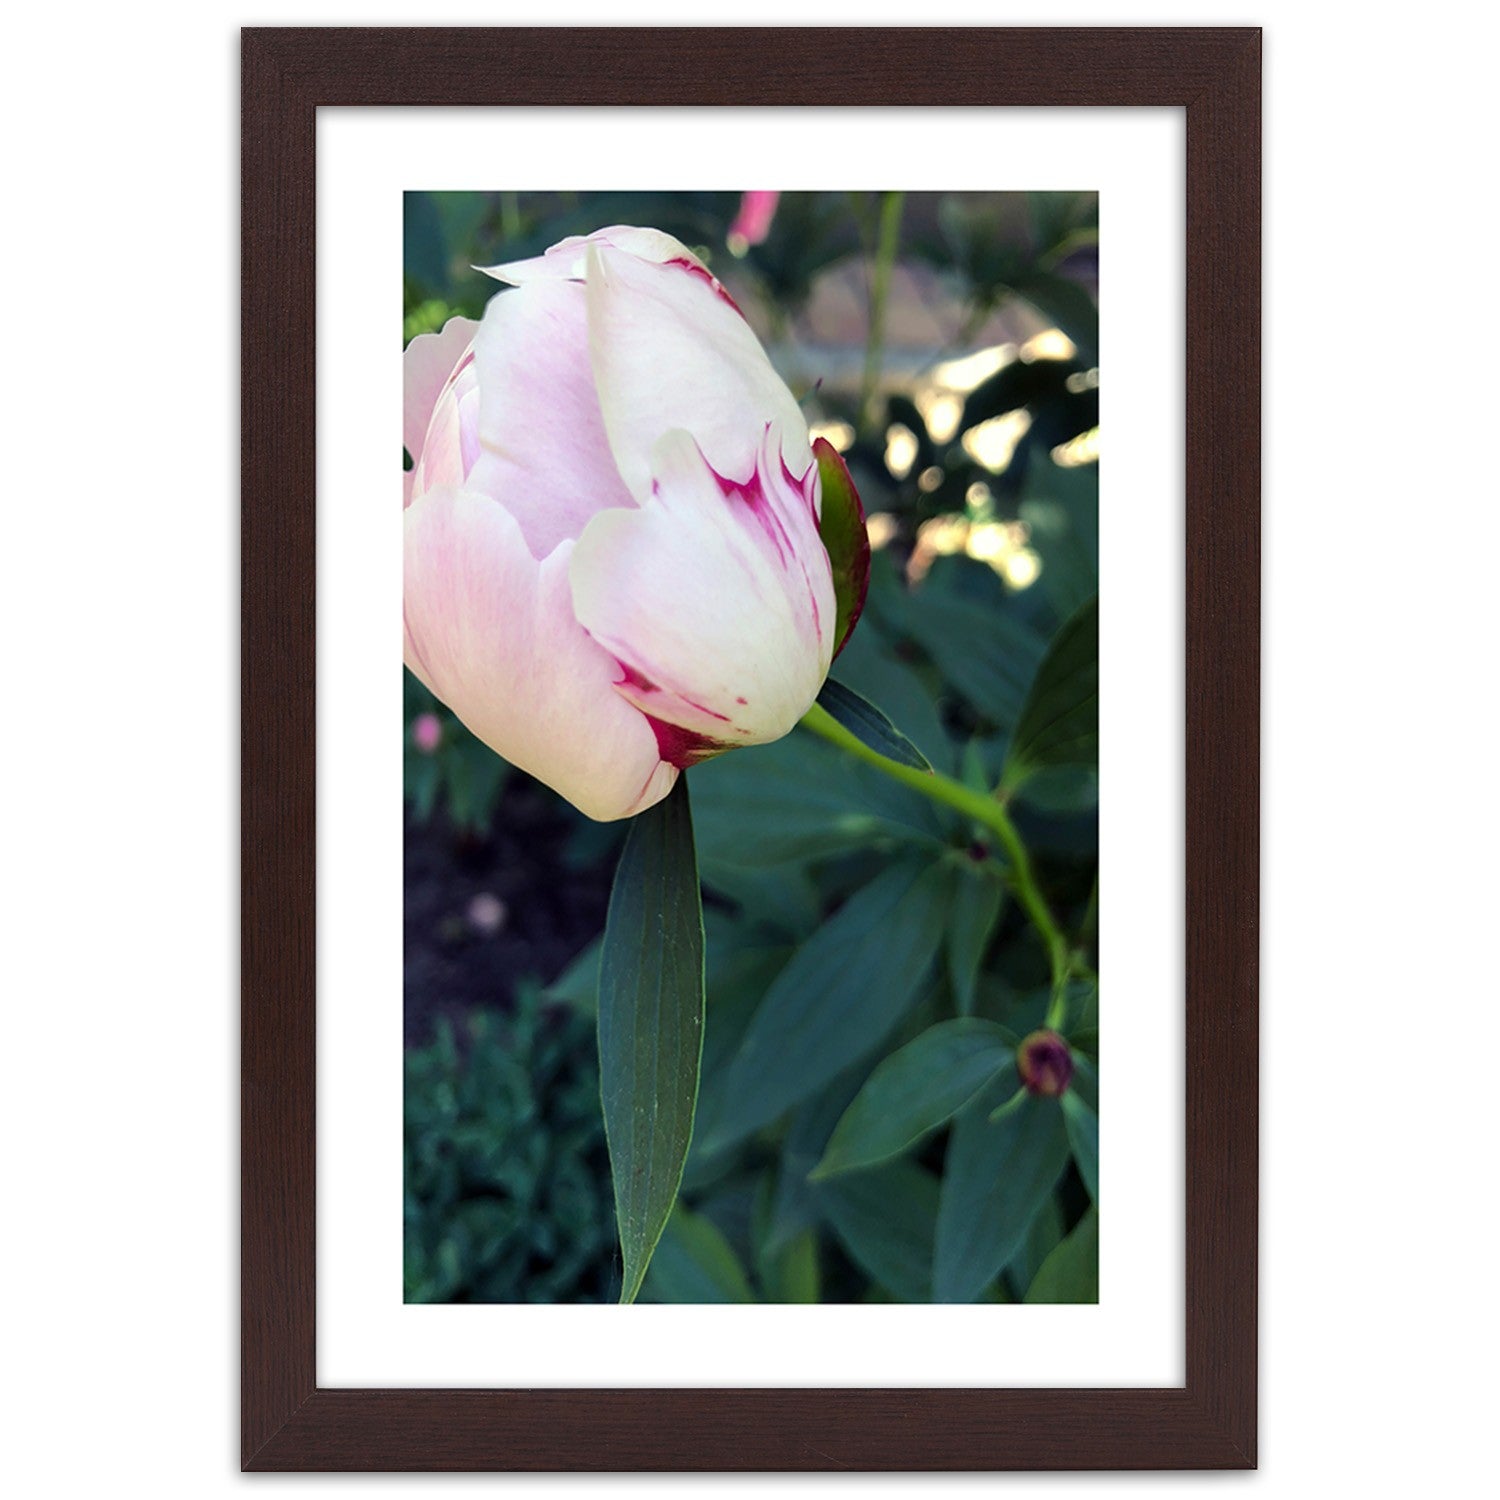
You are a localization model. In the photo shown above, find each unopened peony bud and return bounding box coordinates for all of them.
[1017,1029,1074,1097]
[402,225,868,822]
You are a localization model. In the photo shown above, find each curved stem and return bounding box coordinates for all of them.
[799,703,1071,1010]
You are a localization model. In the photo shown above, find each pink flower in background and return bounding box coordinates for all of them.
[402,225,857,822]
[411,712,443,755]
[727,191,781,255]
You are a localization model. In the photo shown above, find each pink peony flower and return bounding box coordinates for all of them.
[402,226,862,822]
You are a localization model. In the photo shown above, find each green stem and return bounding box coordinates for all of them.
[859,191,905,436]
[800,702,1071,1014]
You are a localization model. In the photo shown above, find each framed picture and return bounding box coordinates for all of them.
[242,25,1259,1471]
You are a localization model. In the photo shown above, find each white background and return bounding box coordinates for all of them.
[318,105,1183,1388]
[5,0,1495,1493]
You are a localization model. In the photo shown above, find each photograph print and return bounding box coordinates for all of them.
[401,188,1100,1307]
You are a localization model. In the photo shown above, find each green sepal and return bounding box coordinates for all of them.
[814,436,870,659]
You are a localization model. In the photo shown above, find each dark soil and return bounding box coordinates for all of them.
[403,778,615,1045]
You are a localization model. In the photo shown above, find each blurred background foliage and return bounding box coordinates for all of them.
[404,190,1099,1304]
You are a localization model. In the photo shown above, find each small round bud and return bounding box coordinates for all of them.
[1017,1029,1074,1097]
[412,712,443,755]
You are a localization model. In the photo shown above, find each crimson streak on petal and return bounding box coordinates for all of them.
[646,716,739,768]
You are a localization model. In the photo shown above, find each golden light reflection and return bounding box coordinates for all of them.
[916,389,964,443]
[961,409,1032,472]
[908,515,1042,591]
[884,423,918,479]
[1002,550,1042,589]
[932,342,1016,392]
[808,419,855,453]
[1020,328,1077,362]
[865,512,900,550]
[1052,427,1101,468]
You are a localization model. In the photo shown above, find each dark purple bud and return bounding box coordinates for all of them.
[1017,1029,1074,1097]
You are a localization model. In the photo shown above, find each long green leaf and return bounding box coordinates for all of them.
[1024,1207,1099,1303]
[816,679,932,770]
[762,1066,867,1258]
[900,586,1046,730]
[1004,595,1098,788]
[934,1082,1071,1303]
[832,625,955,772]
[691,731,940,867]
[762,1230,820,1304]
[641,1204,754,1304]
[700,862,951,1150]
[1062,1089,1099,1202]
[1006,1193,1065,1294]
[597,777,705,1305]
[947,862,1006,1014]
[817,1160,941,1303]
[811,1020,1014,1179]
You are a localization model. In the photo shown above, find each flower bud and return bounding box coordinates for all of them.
[402,225,869,822]
[1016,1029,1074,1097]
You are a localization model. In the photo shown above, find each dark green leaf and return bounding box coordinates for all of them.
[934,1082,1071,1303]
[1004,595,1098,788]
[900,586,1046,730]
[1024,1206,1099,1303]
[1019,459,1098,625]
[1006,1192,1065,1295]
[817,679,932,771]
[699,862,820,937]
[762,1066,867,1257]
[762,1230,820,1304]
[829,625,955,773]
[811,1021,1014,1179]
[545,937,602,1016]
[691,731,940,867]
[817,1160,941,1303]
[701,862,951,1150]
[597,778,706,1304]
[948,863,1006,1014]
[642,1205,754,1304]
[814,436,870,658]
[1062,1089,1099,1202]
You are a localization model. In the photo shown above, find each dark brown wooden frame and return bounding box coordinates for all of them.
[242,25,1259,1471]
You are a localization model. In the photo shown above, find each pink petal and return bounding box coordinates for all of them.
[404,485,675,821]
[584,243,812,502]
[403,316,478,471]
[410,348,481,501]
[464,280,637,559]
[477,225,710,285]
[569,428,835,752]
